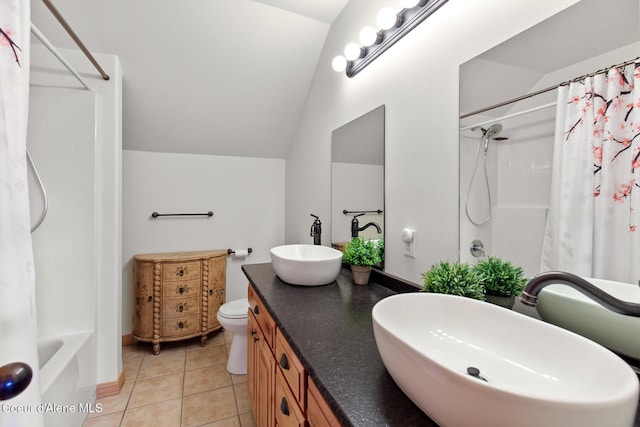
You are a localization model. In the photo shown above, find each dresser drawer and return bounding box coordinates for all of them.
[275,328,306,407]
[162,314,199,337]
[162,260,201,281]
[248,284,275,348]
[275,368,305,427]
[162,297,200,318]
[163,278,200,299]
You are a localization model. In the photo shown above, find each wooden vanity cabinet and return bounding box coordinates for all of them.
[133,250,227,355]
[247,284,340,427]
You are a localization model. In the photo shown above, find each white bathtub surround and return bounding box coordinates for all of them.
[30,44,123,390]
[543,68,640,284]
[38,332,96,427]
[0,1,44,425]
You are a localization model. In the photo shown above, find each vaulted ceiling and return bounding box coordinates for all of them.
[30,0,348,158]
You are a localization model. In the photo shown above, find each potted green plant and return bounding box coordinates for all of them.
[422,261,485,300]
[342,237,382,285]
[473,256,527,309]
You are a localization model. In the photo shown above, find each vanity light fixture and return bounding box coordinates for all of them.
[332,0,449,77]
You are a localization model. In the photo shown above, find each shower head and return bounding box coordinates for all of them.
[482,123,503,140]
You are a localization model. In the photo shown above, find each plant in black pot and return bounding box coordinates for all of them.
[473,256,527,309]
[422,261,485,300]
[342,237,382,285]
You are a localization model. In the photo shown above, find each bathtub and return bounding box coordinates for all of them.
[536,277,640,361]
[38,331,97,427]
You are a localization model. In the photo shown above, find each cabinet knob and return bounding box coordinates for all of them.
[178,268,184,277]
[179,287,185,294]
[253,336,260,343]
[253,305,260,314]
[179,304,184,313]
[177,321,184,329]
[147,296,153,302]
[209,289,213,295]
[280,397,289,416]
[251,330,257,336]
[279,354,289,370]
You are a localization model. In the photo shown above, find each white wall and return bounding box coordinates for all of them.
[122,150,285,334]
[285,0,581,285]
[30,44,123,385]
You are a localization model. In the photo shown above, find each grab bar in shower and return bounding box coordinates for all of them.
[27,148,49,233]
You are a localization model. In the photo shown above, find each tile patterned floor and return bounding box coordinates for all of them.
[83,331,256,427]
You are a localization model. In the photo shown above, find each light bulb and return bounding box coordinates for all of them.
[400,0,420,8]
[344,42,362,61]
[332,55,347,72]
[377,7,398,30]
[359,26,378,47]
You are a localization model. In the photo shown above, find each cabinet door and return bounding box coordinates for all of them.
[206,255,226,330]
[274,369,305,427]
[133,261,154,338]
[248,311,259,415]
[257,332,275,427]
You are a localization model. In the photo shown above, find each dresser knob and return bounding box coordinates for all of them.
[279,354,289,370]
[147,296,153,302]
[177,321,184,329]
[209,289,213,295]
[179,304,184,313]
[280,397,289,416]
[179,287,185,294]
[178,269,184,277]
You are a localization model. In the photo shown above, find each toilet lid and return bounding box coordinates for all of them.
[219,298,249,319]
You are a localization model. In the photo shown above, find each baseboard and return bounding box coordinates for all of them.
[122,333,136,346]
[96,369,125,399]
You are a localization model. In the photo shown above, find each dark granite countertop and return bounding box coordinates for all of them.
[242,263,435,427]
[242,262,640,427]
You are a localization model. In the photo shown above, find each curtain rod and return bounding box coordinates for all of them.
[460,56,640,120]
[42,0,110,81]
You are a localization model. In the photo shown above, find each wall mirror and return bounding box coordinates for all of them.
[458,0,640,278]
[331,105,385,268]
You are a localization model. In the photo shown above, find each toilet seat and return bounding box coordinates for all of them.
[218,298,249,319]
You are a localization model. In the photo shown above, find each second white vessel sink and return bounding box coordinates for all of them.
[372,293,639,427]
[270,244,343,286]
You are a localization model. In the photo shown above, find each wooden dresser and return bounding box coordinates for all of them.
[133,250,227,355]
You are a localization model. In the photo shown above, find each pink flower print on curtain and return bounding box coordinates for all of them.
[542,64,640,284]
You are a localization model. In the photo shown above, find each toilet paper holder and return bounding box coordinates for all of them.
[227,248,253,256]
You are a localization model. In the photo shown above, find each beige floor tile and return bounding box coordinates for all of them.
[137,351,186,380]
[182,386,238,427]
[185,343,227,370]
[184,363,232,396]
[239,412,256,427]
[200,415,241,427]
[186,331,225,351]
[82,411,124,427]
[121,398,182,427]
[231,373,247,385]
[233,382,251,415]
[128,372,184,408]
[147,340,187,358]
[122,344,147,363]
[123,358,142,383]
[87,382,133,418]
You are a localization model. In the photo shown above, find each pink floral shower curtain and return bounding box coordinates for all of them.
[542,64,640,284]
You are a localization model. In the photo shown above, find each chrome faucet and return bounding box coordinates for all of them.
[351,213,382,238]
[520,271,640,317]
[310,214,321,245]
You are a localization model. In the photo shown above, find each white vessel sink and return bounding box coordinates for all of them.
[537,276,640,359]
[270,244,343,286]
[372,293,639,427]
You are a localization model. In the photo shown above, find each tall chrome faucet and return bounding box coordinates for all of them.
[351,213,382,238]
[520,271,640,317]
[310,214,321,245]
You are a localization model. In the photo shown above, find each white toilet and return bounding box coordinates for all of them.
[216,298,250,374]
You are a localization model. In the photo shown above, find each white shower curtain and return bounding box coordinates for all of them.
[542,64,640,284]
[0,1,43,425]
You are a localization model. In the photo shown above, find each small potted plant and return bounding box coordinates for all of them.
[473,256,527,309]
[342,237,382,285]
[422,261,485,300]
